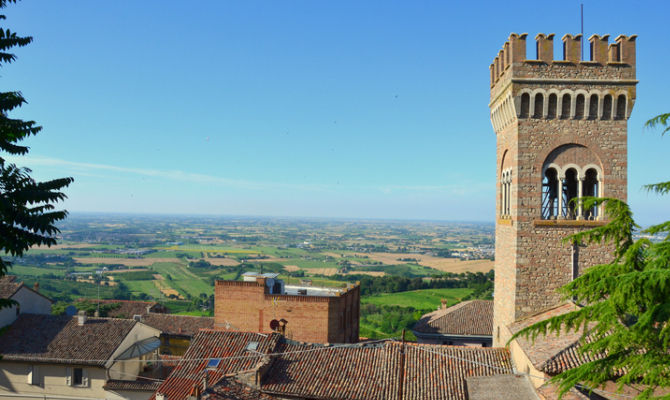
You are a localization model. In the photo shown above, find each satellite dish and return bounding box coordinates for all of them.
[65,305,77,316]
[269,319,279,331]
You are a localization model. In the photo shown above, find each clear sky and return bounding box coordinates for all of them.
[3,1,669,224]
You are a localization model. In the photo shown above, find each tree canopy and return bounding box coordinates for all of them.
[511,116,670,399]
[0,0,73,308]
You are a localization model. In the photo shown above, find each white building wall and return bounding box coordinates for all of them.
[12,287,52,315]
[0,362,127,400]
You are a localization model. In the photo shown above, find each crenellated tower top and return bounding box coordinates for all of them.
[488,33,637,134]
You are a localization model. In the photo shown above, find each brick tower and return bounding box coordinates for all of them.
[489,33,637,346]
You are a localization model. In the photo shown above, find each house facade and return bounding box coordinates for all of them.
[0,313,161,400]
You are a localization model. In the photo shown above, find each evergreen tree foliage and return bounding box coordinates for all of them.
[511,115,670,399]
[0,0,73,308]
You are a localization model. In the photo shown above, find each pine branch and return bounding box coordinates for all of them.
[645,113,670,136]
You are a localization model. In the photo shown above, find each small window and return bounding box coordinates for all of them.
[575,94,585,119]
[520,93,530,118]
[616,95,626,119]
[207,358,221,369]
[560,94,571,119]
[533,93,544,119]
[246,341,259,352]
[588,95,599,119]
[602,95,612,119]
[67,367,88,387]
[547,94,557,119]
[73,368,83,386]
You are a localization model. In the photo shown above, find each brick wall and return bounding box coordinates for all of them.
[490,33,635,346]
[214,279,360,344]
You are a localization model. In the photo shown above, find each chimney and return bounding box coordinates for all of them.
[133,314,142,322]
[156,394,166,400]
[77,310,87,326]
[33,282,39,292]
[441,299,448,310]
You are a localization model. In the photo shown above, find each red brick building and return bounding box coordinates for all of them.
[214,273,359,343]
[489,33,636,346]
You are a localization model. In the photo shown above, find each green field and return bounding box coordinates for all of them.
[361,288,473,310]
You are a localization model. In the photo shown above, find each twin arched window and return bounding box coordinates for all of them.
[500,169,512,217]
[542,166,601,220]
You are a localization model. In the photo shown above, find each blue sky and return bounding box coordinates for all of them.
[3,1,669,224]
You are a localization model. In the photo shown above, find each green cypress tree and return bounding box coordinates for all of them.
[511,116,670,399]
[0,0,73,309]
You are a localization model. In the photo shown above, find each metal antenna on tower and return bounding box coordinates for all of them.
[581,4,584,59]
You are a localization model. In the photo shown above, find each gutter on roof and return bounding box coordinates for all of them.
[412,331,493,341]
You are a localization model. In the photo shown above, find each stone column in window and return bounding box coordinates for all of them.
[577,176,584,219]
[557,175,564,219]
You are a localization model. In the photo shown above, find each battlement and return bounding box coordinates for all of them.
[490,33,637,93]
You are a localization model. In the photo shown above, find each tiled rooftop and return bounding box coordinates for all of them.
[0,275,23,299]
[413,300,493,337]
[509,303,599,374]
[151,330,280,400]
[155,330,514,400]
[0,314,136,366]
[78,298,166,318]
[141,313,214,337]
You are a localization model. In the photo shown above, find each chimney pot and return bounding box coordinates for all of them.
[77,310,87,326]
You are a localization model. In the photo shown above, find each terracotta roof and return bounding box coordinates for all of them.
[509,303,600,375]
[0,276,23,299]
[401,343,512,399]
[262,340,400,400]
[77,298,165,318]
[156,331,514,400]
[151,330,281,400]
[413,300,493,337]
[203,376,277,400]
[0,314,136,366]
[141,313,214,337]
[104,379,162,392]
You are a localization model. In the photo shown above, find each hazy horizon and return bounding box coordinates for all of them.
[4,1,669,226]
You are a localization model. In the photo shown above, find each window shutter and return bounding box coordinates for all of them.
[66,367,72,386]
[82,369,89,387]
[26,366,32,384]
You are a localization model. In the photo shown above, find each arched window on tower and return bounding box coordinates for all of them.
[588,95,599,120]
[533,93,544,119]
[616,95,626,119]
[547,94,557,119]
[602,95,612,120]
[520,93,530,118]
[541,168,559,219]
[563,168,579,219]
[583,168,600,220]
[575,94,585,119]
[560,94,571,119]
